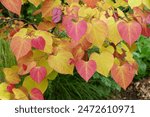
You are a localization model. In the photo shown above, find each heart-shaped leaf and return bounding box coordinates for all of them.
[48,50,74,74]
[90,52,114,77]
[65,20,87,40]
[3,66,20,84]
[31,36,45,50]
[30,67,47,83]
[30,88,44,100]
[52,8,62,23]
[10,36,31,60]
[0,0,22,15]
[75,60,96,82]
[111,62,136,90]
[117,21,142,46]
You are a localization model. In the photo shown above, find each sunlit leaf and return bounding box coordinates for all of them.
[48,50,74,74]
[90,52,114,77]
[75,60,96,82]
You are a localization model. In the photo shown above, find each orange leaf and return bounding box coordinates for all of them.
[83,0,98,8]
[117,21,142,46]
[10,36,32,60]
[0,0,22,15]
[41,0,61,17]
[111,62,136,90]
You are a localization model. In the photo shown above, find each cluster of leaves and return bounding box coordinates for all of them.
[0,0,150,100]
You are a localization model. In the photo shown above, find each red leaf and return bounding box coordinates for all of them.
[10,36,32,60]
[30,67,47,83]
[117,21,142,46]
[111,63,136,90]
[31,36,45,50]
[0,0,22,15]
[76,60,96,82]
[30,88,44,100]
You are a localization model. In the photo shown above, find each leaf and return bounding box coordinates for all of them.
[90,52,114,77]
[30,66,47,83]
[83,0,98,8]
[28,0,42,7]
[12,88,28,100]
[37,58,53,75]
[31,36,46,50]
[0,0,22,15]
[47,70,58,80]
[34,30,53,53]
[65,20,87,40]
[23,76,48,93]
[75,60,96,82]
[10,36,32,60]
[41,0,61,17]
[0,83,12,100]
[48,50,74,74]
[86,19,108,48]
[111,63,136,90]
[107,17,121,45]
[128,0,150,9]
[52,8,62,23]
[117,21,142,46]
[143,0,150,9]
[30,88,44,100]
[3,66,20,84]
[18,52,37,75]
[128,0,142,8]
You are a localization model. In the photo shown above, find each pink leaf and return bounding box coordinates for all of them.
[31,36,45,50]
[52,8,62,23]
[65,20,87,40]
[117,21,142,46]
[76,60,96,82]
[30,88,44,100]
[30,67,47,83]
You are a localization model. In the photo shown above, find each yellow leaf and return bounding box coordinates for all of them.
[143,0,150,9]
[107,17,121,45]
[86,19,108,48]
[47,70,58,80]
[78,6,99,19]
[28,0,42,7]
[128,0,142,8]
[23,76,48,93]
[38,58,53,75]
[34,30,53,53]
[48,50,74,74]
[0,83,12,100]
[3,66,20,84]
[12,88,28,100]
[90,52,114,77]
[41,0,61,17]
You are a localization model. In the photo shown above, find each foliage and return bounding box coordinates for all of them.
[133,36,150,80]
[0,0,150,100]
